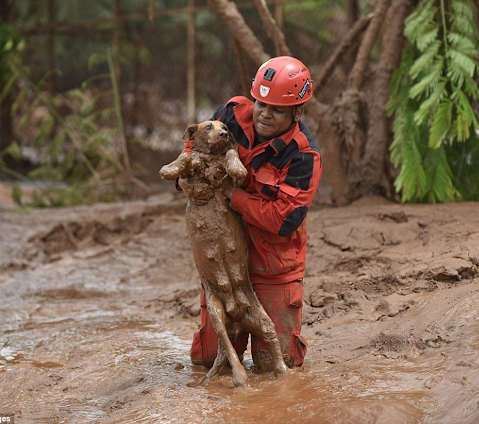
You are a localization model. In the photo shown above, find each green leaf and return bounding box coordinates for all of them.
[65,88,85,103]
[429,100,452,149]
[409,40,441,79]
[416,26,439,51]
[80,97,97,116]
[447,32,477,56]
[391,112,428,202]
[3,141,22,160]
[454,110,470,141]
[447,48,477,77]
[413,80,447,126]
[87,52,106,71]
[404,0,437,43]
[100,108,111,122]
[18,114,29,129]
[46,131,66,160]
[409,59,443,100]
[424,146,457,203]
[28,165,63,182]
[451,89,478,142]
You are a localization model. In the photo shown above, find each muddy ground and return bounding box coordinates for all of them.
[1,184,478,423]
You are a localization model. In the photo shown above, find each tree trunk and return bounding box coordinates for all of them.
[305,98,351,206]
[341,0,391,198]
[360,0,414,197]
[315,13,373,91]
[343,0,360,71]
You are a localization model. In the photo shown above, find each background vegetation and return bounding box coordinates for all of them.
[0,0,478,207]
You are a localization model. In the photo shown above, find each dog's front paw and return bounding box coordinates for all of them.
[159,163,180,180]
[225,150,247,186]
[159,153,192,180]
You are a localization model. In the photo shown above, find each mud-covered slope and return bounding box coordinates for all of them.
[1,195,478,424]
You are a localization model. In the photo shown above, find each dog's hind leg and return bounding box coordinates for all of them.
[204,285,248,387]
[205,340,228,381]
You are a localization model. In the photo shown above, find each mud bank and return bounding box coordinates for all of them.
[1,193,478,423]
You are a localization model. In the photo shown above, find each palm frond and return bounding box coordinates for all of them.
[404,0,437,44]
[424,146,458,203]
[409,40,441,79]
[447,48,477,77]
[429,99,453,149]
[409,58,443,100]
[389,0,479,203]
[413,79,447,126]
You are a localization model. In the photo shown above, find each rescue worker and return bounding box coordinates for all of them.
[189,56,322,370]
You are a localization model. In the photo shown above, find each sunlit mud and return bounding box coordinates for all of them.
[1,194,479,423]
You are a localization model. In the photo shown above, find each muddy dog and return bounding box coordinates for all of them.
[159,120,289,387]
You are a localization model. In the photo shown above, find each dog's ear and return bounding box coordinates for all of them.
[182,124,199,143]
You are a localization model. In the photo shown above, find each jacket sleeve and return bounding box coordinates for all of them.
[231,149,322,237]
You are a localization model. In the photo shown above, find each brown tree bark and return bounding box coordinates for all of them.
[305,98,351,205]
[360,0,414,197]
[315,13,373,90]
[340,0,391,198]
[207,0,270,65]
[343,0,361,71]
[233,39,251,97]
[253,0,291,56]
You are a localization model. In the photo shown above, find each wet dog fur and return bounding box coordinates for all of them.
[160,120,288,387]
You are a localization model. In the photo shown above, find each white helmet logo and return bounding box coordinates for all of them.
[260,85,270,97]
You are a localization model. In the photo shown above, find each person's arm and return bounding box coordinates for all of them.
[230,150,322,237]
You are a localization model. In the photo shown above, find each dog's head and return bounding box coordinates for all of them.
[182,121,234,154]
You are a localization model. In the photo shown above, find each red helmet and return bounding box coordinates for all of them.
[250,56,313,106]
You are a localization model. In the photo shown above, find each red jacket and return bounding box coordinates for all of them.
[212,96,322,284]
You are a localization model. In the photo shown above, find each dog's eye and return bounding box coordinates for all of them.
[205,124,213,131]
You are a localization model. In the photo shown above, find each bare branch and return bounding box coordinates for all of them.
[233,38,251,96]
[253,0,291,56]
[315,13,373,90]
[207,0,270,65]
[348,0,391,89]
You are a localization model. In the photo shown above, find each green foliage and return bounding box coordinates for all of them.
[0,24,26,101]
[1,48,148,208]
[388,0,479,203]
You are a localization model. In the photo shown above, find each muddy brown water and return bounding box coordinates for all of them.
[1,192,479,423]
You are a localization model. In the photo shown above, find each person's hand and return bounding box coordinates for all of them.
[223,185,237,200]
[221,176,238,200]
